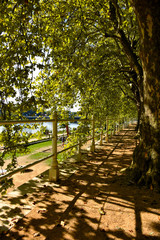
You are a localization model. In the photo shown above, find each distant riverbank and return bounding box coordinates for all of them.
[0,122,79,134]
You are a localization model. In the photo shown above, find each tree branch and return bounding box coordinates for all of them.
[118,29,143,78]
[119,85,136,103]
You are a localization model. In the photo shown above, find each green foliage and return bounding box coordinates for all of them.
[0,0,140,192]
[0,178,13,195]
[0,0,44,182]
[32,0,138,120]
[0,125,29,169]
[62,121,90,159]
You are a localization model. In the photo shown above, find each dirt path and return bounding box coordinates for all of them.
[5,144,64,191]
[1,126,160,240]
[6,139,92,192]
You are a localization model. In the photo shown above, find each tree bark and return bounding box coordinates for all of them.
[132,0,160,189]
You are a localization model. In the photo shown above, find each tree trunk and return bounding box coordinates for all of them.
[132,0,160,189]
[135,101,141,132]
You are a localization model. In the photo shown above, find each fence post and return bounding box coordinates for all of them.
[115,120,118,134]
[90,115,95,152]
[49,111,59,182]
[110,121,113,138]
[100,128,103,146]
[123,117,125,130]
[77,138,82,161]
[117,119,119,133]
[113,120,116,135]
[105,117,109,142]
[126,117,128,127]
[121,118,123,130]
[119,118,122,130]
[129,117,131,126]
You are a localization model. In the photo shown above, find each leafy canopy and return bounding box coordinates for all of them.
[0,0,139,192]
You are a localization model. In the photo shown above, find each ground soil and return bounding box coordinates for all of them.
[5,144,64,191]
[1,125,160,240]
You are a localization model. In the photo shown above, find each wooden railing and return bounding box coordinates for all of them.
[0,113,135,183]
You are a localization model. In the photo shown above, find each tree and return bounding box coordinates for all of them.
[131,0,160,189]
[34,0,137,120]
[35,0,159,189]
[1,0,159,191]
[0,0,43,193]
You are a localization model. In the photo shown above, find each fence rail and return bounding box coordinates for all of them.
[0,118,89,125]
[0,114,135,183]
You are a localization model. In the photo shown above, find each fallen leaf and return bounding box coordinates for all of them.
[37,209,46,214]
[60,221,66,226]
[11,217,18,222]
[19,226,24,230]
[99,208,106,215]
[33,232,40,237]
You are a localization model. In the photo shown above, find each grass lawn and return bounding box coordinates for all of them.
[28,140,52,152]
[29,151,64,166]
[26,139,64,165]
[3,140,62,160]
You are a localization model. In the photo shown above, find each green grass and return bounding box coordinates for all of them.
[2,140,52,160]
[3,140,63,160]
[29,152,51,160]
[29,151,64,166]
[45,153,64,165]
[28,139,61,152]
[28,140,52,152]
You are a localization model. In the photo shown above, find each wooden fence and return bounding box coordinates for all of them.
[0,113,134,183]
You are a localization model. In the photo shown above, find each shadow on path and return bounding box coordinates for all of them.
[1,126,160,240]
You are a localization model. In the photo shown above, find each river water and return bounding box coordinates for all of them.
[0,122,79,134]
